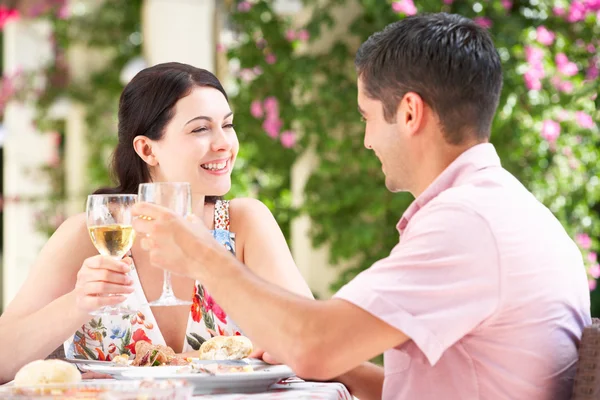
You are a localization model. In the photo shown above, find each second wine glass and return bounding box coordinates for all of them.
[138,182,192,307]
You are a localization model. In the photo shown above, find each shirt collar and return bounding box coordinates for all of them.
[397,143,501,234]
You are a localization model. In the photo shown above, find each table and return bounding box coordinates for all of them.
[193,379,352,399]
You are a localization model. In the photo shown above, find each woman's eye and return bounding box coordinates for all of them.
[192,127,208,133]
[223,123,235,129]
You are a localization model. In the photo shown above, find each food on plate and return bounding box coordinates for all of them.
[198,335,253,360]
[132,341,188,366]
[112,354,130,365]
[13,359,81,387]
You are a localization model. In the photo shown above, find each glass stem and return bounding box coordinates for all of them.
[162,270,175,298]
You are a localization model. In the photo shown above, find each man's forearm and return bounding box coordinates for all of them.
[194,246,323,374]
[333,362,385,400]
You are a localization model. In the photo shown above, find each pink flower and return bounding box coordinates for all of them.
[562,146,573,156]
[56,3,69,19]
[587,0,600,11]
[590,264,600,279]
[297,29,310,42]
[588,44,597,53]
[525,46,544,64]
[263,116,282,138]
[203,293,215,311]
[253,66,263,75]
[250,100,263,118]
[589,279,597,291]
[392,0,417,15]
[265,53,277,65]
[575,111,595,129]
[474,17,493,29]
[536,26,555,46]
[553,6,566,16]
[576,233,592,249]
[285,30,296,42]
[589,252,598,264]
[0,6,19,29]
[216,43,226,53]
[263,96,279,116]
[211,303,228,324]
[540,120,560,142]
[237,1,252,12]
[550,77,573,93]
[523,48,545,91]
[501,0,512,10]
[567,1,587,22]
[280,131,297,148]
[556,60,579,76]
[524,70,542,90]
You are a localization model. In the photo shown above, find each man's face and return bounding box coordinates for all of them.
[358,77,413,193]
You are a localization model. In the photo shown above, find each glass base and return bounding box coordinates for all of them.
[146,293,192,307]
[90,305,136,316]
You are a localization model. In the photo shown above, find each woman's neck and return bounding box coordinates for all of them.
[191,193,206,216]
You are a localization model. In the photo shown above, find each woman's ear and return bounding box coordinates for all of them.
[133,136,158,166]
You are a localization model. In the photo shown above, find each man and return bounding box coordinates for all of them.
[132,13,591,400]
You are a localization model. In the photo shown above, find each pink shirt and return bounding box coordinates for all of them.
[335,143,591,400]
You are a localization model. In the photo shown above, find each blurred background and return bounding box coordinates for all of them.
[0,0,598,314]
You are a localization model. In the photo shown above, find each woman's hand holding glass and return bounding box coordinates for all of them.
[73,255,135,314]
[85,194,138,315]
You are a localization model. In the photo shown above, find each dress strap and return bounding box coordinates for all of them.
[213,199,231,231]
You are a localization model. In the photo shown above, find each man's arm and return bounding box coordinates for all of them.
[193,248,408,380]
[334,362,385,400]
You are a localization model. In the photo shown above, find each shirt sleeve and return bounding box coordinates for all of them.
[334,201,501,366]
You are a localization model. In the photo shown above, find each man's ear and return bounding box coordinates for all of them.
[397,92,425,137]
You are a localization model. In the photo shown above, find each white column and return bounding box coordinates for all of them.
[2,19,54,306]
[142,0,215,71]
[64,103,87,215]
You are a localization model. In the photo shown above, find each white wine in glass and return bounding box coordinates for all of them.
[86,194,137,316]
[138,182,192,307]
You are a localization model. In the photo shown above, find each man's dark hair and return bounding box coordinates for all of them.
[355,13,503,144]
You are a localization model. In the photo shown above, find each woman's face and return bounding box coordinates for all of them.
[148,86,239,197]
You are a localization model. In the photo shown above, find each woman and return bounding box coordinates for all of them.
[0,62,312,382]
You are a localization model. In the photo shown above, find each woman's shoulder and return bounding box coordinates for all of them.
[227,198,275,232]
[228,198,272,217]
[47,212,95,254]
[54,212,88,238]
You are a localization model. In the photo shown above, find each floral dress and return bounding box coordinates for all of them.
[64,200,242,360]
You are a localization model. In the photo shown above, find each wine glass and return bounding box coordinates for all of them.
[138,182,192,307]
[86,194,137,316]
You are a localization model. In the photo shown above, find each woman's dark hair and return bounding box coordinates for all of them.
[94,62,228,204]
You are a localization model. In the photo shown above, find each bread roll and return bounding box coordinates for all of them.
[14,359,81,387]
[198,335,253,360]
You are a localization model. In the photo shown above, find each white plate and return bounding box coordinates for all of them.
[80,358,269,378]
[119,364,295,394]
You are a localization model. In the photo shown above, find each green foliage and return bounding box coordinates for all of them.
[226,0,600,300]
